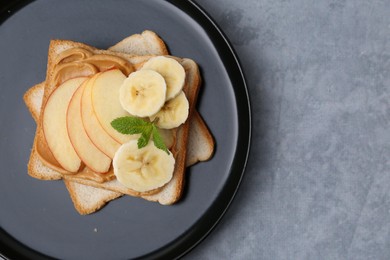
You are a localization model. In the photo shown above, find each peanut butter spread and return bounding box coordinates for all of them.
[53,48,134,86]
[37,47,135,182]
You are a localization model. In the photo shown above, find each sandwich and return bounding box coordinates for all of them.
[24,31,214,214]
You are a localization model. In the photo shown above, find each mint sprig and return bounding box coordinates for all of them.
[111,116,169,154]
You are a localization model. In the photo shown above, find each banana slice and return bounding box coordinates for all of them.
[119,70,166,117]
[141,56,185,100]
[113,140,175,192]
[150,91,189,129]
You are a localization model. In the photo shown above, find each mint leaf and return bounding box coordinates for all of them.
[138,127,152,149]
[152,125,169,154]
[111,116,169,154]
[111,116,150,135]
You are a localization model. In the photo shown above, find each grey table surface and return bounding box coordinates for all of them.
[186,0,390,259]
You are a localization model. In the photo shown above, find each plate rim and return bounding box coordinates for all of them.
[0,0,251,259]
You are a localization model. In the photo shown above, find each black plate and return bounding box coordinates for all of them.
[0,0,251,259]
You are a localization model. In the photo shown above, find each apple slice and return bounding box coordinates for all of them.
[81,73,120,158]
[43,77,87,172]
[67,79,112,173]
[91,69,137,143]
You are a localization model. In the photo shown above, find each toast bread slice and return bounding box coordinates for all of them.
[24,31,213,213]
[32,39,199,198]
[109,30,169,56]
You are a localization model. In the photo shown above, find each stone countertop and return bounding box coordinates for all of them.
[187,0,390,259]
